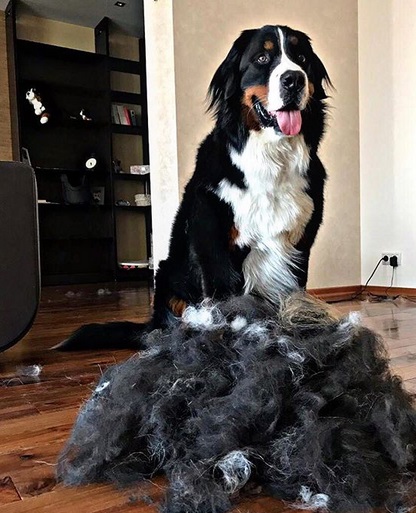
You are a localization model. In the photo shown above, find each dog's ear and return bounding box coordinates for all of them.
[310,52,332,100]
[207,29,256,114]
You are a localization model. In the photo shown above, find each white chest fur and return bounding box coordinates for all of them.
[215,128,313,302]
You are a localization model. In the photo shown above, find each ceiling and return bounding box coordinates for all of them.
[0,0,144,37]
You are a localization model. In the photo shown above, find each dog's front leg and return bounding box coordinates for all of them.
[190,190,244,301]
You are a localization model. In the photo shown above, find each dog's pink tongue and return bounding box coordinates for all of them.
[275,110,302,136]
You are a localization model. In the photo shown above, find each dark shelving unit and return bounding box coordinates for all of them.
[7,6,151,285]
[97,18,152,281]
[110,91,142,104]
[109,57,142,75]
[115,205,151,212]
[111,124,143,135]
[112,172,149,181]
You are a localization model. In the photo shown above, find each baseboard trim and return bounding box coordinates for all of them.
[307,285,416,302]
[366,286,416,297]
[307,286,361,302]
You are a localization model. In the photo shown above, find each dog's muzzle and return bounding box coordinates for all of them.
[253,95,303,136]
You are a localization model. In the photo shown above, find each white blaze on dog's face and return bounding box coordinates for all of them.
[238,25,328,137]
[267,28,309,115]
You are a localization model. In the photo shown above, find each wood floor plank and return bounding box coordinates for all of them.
[0,483,145,512]
[0,408,79,453]
[0,444,59,498]
[0,477,21,505]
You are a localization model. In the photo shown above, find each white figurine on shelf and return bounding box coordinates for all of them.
[26,88,50,124]
[80,109,92,122]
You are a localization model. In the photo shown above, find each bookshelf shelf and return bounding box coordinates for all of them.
[111,91,142,105]
[110,57,142,75]
[115,205,151,212]
[111,124,143,135]
[112,172,149,181]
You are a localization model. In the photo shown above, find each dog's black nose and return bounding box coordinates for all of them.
[281,71,305,92]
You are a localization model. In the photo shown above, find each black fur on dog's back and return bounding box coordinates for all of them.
[57,25,331,350]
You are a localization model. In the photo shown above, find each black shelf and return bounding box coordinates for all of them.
[112,124,143,135]
[115,205,151,211]
[35,166,83,174]
[20,78,106,98]
[41,235,113,242]
[42,272,114,286]
[25,119,108,131]
[17,38,104,64]
[55,119,108,129]
[111,90,141,105]
[112,172,149,181]
[110,57,141,75]
[38,203,111,210]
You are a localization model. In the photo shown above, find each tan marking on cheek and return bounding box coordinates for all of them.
[241,85,269,131]
[242,85,269,107]
[308,82,315,96]
[264,40,274,50]
[241,105,261,131]
[229,225,239,249]
[168,297,188,317]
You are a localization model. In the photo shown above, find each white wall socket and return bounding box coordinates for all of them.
[381,253,402,266]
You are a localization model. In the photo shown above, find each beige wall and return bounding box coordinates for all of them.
[165,0,361,288]
[359,0,416,288]
[0,11,13,161]
[16,12,95,51]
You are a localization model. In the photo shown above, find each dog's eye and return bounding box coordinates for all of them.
[256,54,270,65]
[298,54,306,63]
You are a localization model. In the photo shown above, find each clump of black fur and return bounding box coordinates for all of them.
[57,294,416,513]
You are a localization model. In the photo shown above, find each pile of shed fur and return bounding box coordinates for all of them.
[57,294,416,513]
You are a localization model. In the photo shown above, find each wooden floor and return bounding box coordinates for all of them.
[1,284,416,512]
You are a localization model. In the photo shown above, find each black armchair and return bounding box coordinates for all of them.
[0,162,40,351]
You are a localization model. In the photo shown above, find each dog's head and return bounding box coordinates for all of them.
[208,25,331,137]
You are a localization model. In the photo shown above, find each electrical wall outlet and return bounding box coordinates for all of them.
[381,253,402,266]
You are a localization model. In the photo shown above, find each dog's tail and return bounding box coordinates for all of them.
[52,321,148,351]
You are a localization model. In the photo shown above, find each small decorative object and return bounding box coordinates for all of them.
[115,199,131,206]
[84,153,98,172]
[112,159,123,174]
[21,147,31,167]
[61,174,92,205]
[129,109,138,126]
[130,164,149,175]
[79,109,92,122]
[26,88,50,124]
[148,256,154,270]
[91,186,105,206]
[118,260,149,270]
[134,193,151,207]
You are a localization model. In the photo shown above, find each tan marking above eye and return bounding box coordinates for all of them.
[264,40,274,50]
[289,35,299,45]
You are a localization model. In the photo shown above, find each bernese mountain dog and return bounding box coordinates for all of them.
[57,24,331,350]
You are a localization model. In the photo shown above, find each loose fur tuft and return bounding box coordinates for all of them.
[58,294,416,513]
